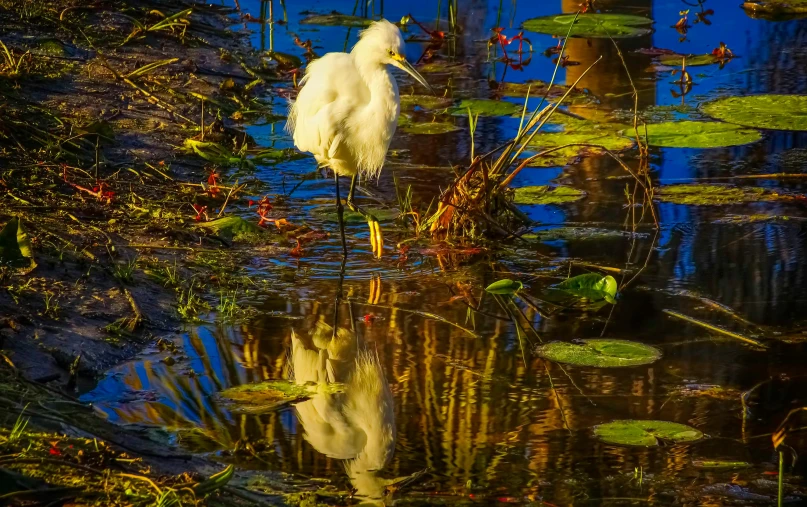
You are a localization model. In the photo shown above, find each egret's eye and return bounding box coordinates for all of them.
[387,49,395,56]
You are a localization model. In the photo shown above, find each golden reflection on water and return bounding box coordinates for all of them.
[86,269,787,501]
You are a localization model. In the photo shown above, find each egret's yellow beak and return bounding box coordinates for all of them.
[391,54,435,95]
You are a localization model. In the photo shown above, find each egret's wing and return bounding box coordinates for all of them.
[288,53,369,161]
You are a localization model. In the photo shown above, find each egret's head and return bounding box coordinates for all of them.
[354,19,435,94]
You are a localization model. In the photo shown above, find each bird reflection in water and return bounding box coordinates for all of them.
[289,316,396,502]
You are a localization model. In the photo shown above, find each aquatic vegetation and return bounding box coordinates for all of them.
[448,98,522,117]
[399,94,452,110]
[635,121,762,148]
[299,12,374,27]
[535,339,661,367]
[692,460,752,470]
[195,215,266,242]
[742,0,807,17]
[513,185,586,205]
[655,184,788,205]
[702,95,807,131]
[485,278,523,294]
[217,379,345,414]
[657,53,721,67]
[551,273,618,303]
[522,13,653,38]
[398,114,460,134]
[593,420,704,447]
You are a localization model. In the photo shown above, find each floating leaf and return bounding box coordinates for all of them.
[398,115,460,134]
[593,420,704,447]
[701,95,807,131]
[399,94,452,110]
[523,227,645,241]
[742,0,807,18]
[632,121,762,148]
[448,98,522,117]
[217,380,344,414]
[0,217,36,271]
[300,13,373,27]
[535,339,661,367]
[495,80,592,104]
[513,185,586,205]
[692,460,752,470]
[655,184,789,205]
[196,216,264,241]
[528,127,635,164]
[657,54,719,67]
[416,60,467,73]
[485,279,523,295]
[553,273,618,303]
[522,13,653,39]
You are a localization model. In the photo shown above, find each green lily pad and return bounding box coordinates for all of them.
[593,420,704,447]
[314,206,400,224]
[196,216,265,241]
[742,0,807,17]
[449,98,522,117]
[513,185,586,205]
[657,54,719,67]
[217,380,344,414]
[528,127,636,159]
[0,217,36,272]
[398,115,460,134]
[701,95,807,131]
[631,121,762,148]
[485,279,523,295]
[655,184,788,205]
[300,13,373,27]
[522,13,653,39]
[535,339,661,367]
[692,460,752,470]
[399,94,452,110]
[553,273,618,303]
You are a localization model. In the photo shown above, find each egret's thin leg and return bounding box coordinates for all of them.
[332,255,346,340]
[334,172,348,257]
[346,174,383,257]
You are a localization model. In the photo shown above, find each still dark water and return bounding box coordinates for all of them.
[83,0,807,504]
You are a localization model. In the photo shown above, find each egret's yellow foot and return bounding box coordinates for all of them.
[347,200,383,258]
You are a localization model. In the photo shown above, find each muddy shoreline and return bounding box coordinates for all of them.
[0,0,303,500]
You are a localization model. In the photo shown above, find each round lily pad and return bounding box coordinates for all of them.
[632,121,762,148]
[449,98,522,117]
[593,420,704,447]
[536,339,660,367]
[513,185,586,205]
[522,13,653,39]
[216,380,344,414]
[701,95,807,131]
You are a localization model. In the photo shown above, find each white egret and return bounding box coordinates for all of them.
[288,19,434,258]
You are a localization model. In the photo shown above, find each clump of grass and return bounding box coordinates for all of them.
[113,256,138,284]
[43,291,60,318]
[0,39,31,77]
[8,405,30,444]
[177,281,209,321]
[217,288,238,319]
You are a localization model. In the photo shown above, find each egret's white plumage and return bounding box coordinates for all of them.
[290,323,395,500]
[288,19,430,180]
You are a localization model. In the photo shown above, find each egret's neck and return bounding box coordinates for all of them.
[353,57,399,116]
